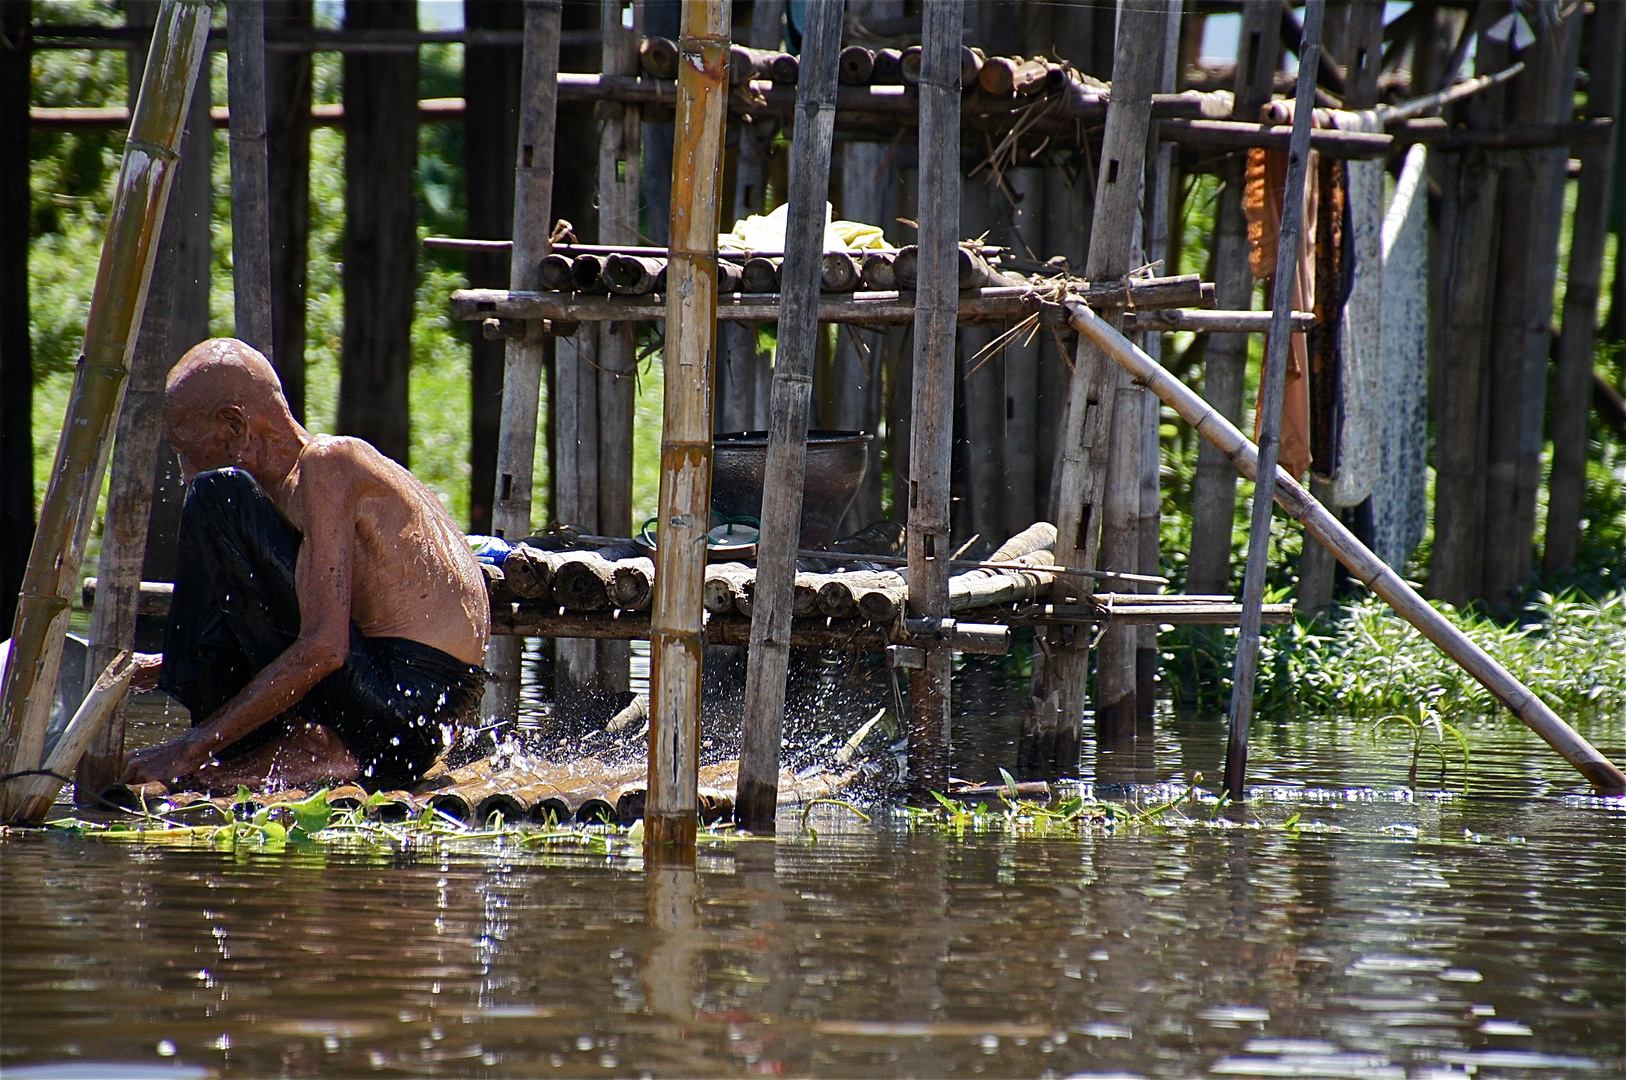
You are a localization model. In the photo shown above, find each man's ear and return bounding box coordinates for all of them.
[217,404,248,438]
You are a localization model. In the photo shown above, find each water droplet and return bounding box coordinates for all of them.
[978,1034,999,1053]
[157,1040,177,1057]
[576,1035,595,1052]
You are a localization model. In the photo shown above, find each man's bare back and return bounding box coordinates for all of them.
[122,339,489,790]
[272,435,488,667]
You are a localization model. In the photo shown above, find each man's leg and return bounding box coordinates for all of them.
[187,721,361,793]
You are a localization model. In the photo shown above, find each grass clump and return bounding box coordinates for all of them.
[1169,591,1626,725]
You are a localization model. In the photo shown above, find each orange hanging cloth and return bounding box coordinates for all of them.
[1242,138,1317,481]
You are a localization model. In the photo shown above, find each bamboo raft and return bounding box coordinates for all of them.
[83,521,1294,658]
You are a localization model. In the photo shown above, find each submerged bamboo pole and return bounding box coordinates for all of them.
[1225,0,1323,803]
[1068,298,1626,797]
[904,0,963,799]
[646,0,729,858]
[7,653,135,824]
[0,0,213,823]
[735,0,842,832]
[485,0,563,722]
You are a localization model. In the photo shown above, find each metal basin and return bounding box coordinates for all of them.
[711,430,874,549]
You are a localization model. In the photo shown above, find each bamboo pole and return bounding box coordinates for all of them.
[903,0,962,799]
[228,0,273,352]
[1224,0,1322,803]
[485,0,563,723]
[735,0,842,832]
[1545,1,1624,572]
[0,0,212,823]
[1068,298,1626,797]
[7,653,135,824]
[646,0,729,858]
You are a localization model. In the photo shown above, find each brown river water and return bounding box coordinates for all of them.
[2,677,1622,1079]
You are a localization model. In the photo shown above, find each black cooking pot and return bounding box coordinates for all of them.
[711,430,875,549]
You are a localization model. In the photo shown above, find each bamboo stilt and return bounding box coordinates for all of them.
[0,0,213,823]
[646,0,729,858]
[0,1,27,638]
[595,0,642,696]
[1545,1,1624,572]
[735,0,843,832]
[485,0,564,722]
[1038,0,1166,766]
[905,0,963,799]
[1068,299,1626,797]
[1224,0,1323,803]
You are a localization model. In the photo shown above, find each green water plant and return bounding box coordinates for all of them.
[1371,704,1471,794]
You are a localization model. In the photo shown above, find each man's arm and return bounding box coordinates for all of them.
[123,449,359,784]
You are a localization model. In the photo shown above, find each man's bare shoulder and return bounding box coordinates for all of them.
[298,435,407,493]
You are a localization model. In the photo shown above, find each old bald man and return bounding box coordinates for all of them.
[122,338,490,791]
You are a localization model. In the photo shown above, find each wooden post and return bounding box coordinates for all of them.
[1481,10,1582,610]
[265,0,312,423]
[905,0,962,798]
[554,322,600,704]
[1545,1,1624,572]
[337,0,417,465]
[465,0,523,533]
[487,0,564,723]
[647,0,729,857]
[717,0,781,435]
[596,0,641,695]
[1135,0,1184,724]
[0,0,212,823]
[734,0,842,832]
[0,0,31,636]
[1039,0,1166,765]
[1068,299,1626,798]
[1186,0,1281,597]
[1426,20,1508,607]
[228,0,273,352]
[1224,0,1323,803]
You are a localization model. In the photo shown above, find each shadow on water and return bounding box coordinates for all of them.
[3,670,1623,1078]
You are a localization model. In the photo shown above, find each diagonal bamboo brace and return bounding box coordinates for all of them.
[1065,299,1626,796]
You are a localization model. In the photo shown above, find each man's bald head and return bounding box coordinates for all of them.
[164,339,303,482]
[164,338,291,438]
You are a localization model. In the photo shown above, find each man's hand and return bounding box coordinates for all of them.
[130,652,164,693]
[121,731,211,786]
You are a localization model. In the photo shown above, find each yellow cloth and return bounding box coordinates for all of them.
[718,202,891,253]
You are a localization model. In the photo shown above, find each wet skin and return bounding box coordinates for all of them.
[122,339,490,790]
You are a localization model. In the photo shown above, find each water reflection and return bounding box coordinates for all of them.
[3,715,1623,1078]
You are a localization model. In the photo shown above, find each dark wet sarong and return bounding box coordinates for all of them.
[159,468,486,787]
